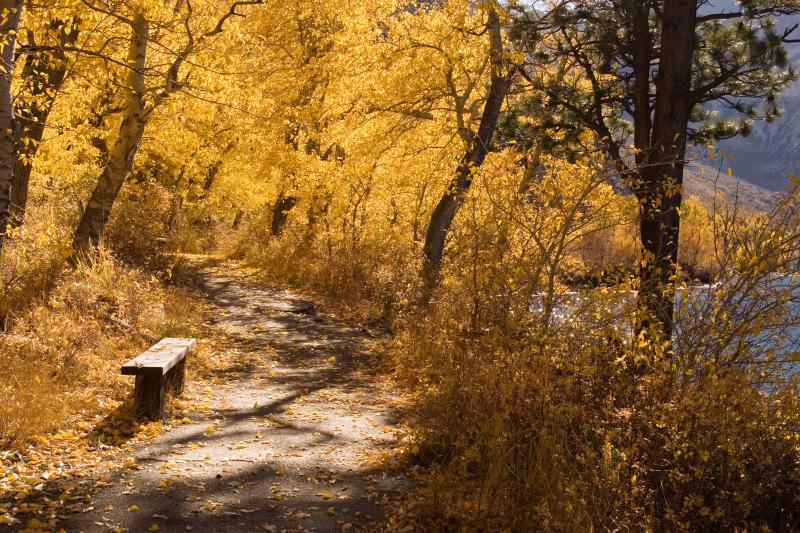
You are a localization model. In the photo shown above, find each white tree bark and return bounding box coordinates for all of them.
[71,12,148,257]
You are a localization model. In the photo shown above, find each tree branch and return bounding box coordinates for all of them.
[205,0,265,37]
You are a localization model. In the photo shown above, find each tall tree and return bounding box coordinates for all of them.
[0,0,24,256]
[516,0,800,337]
[10,16,80,227]
[71,10,148,257]
[421,2,517,289]
[71,1,263,257]
[636,0,697,338]
[274,1,344,235]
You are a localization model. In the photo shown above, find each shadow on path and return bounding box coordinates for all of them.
[59,257,408,533]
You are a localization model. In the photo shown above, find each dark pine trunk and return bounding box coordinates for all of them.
[635,0,697,339]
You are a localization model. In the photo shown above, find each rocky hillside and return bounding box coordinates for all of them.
[718,78,800,192]
[684,161,779,212]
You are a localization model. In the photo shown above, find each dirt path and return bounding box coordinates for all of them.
[62,260,409,533]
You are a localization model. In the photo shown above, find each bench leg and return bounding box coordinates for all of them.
[134,373,165,420]
[173,358,186,395]
[163,359,186,398]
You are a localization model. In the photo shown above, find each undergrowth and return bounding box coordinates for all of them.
[231,218,418,328]
[0,200,206,448]
[232,172,800,531]
[0,252,205,448]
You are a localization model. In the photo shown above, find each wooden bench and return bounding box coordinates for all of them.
[122,338,196,419]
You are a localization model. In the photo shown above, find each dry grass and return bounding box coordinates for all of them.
[235,218,419,327]
[0,232,205,448]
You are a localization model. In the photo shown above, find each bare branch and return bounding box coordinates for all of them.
[205,0,264,37]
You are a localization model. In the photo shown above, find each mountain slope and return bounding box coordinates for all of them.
[717,77,800,192]
[684,161,779,212]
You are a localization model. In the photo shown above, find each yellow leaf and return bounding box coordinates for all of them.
[129,505,140,512]
[148,524,160,532]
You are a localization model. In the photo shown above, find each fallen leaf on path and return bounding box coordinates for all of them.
[27,517,45,529]
[200,500,217,511]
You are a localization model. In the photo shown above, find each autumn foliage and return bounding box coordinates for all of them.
[1,0,800,531]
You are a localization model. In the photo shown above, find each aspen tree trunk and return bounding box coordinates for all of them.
[231,209,243,229]
[9,18,79,226]
[167,193,183,233]
[0,0,24,256]
[271,194,298,236]
[201,142,235,193]
[71,13,148,258]
[422,6,511,289]
[634,0,696,339]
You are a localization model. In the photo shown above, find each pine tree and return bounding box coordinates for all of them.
[512,0,800,338]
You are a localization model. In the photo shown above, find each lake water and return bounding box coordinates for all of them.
[535,276,800,380]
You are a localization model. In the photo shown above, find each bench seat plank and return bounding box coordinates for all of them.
[121,338,197,376]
